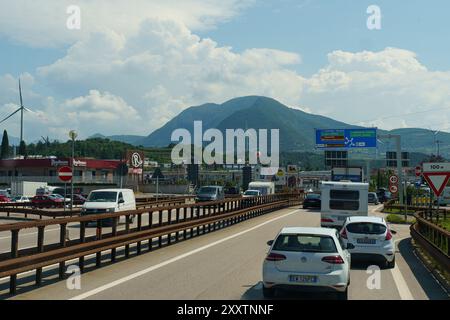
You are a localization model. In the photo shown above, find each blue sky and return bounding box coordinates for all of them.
[202,0,450,75]
[0,0,449,141]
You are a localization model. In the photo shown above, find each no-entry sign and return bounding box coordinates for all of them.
[58,166,73,182]
[415,166,422,177]
[422,162,450,197]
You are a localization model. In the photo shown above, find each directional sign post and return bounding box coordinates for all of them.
[422,163,450,198]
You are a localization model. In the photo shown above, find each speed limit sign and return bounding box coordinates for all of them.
[389,175,399,185]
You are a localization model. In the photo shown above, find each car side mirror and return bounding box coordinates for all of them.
[390,229,397,235]
[346,243,355,250]
[118,199,125,204]
[267,240,274,246]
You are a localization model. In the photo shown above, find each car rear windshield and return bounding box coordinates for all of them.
[273,234,337,253]
[346,222,387,235]
[198,187,217,194]
[306,194,320,199]
[88,192,117,202]
[244,191,259,196]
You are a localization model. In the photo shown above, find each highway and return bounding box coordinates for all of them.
[1,205,448,300]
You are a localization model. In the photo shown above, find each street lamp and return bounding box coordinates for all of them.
[69,130,78,210]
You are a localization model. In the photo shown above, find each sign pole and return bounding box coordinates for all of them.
[64,183,67,213]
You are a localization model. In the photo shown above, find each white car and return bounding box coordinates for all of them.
[263,227,351,300]
[12,196,31,203]
[340,216,395,268]
[243,190,261,198]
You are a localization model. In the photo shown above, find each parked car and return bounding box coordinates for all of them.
[49,194,70,203]
[302,193,321,209]
[263,227,351,300]
[243,190,261,198]
[71,194,87,205]
[11,196,31,203]
[0,195,11,203]
[195,186,225,202]
[31,195,63,208]
[368,192,379,205]
[376,190,392,203]
[340,216,395,268]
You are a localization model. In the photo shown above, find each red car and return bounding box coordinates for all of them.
[0,195,11,203]
[31,195,64,208]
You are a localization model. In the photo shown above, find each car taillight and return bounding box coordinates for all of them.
[266,253,286,261]
[322,255,345,264]
[340,228,348,239]
[321,218,333,223]
[385,229,392,241]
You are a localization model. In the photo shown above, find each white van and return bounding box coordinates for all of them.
[81,189,136,223]
[248,182,275,196]
[436,187,450,206]
[320,181,369,228]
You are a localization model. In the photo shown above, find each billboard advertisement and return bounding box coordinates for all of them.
[315,128,377,149]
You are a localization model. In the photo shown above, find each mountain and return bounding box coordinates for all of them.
[95,96,450,157]
[90,133,146,146]
[138,96,360,151]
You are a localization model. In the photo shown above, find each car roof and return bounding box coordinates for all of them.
[279,227,337,236]
[345,216,385,224]
[90,189,133,193]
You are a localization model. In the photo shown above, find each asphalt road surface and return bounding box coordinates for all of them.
[1,205,448,300]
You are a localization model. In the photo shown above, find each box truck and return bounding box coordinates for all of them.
[248,181,275,195]
[11,181,48,197]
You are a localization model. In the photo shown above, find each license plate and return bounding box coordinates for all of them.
[357,238,376,244]
[289,275,317,283]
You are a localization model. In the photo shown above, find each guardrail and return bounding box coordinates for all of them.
[411,210,449,271]
[0,192,302,295]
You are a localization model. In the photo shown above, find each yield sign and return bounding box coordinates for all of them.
[422,173,450,197]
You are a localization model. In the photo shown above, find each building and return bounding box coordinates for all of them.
[0,157,121,185]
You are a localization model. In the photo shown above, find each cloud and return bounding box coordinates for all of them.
[0,0,255,47]
[301,48,450,130]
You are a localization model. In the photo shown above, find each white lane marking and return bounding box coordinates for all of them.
[0,227,60,240]
[70,209,300,300]
[390,238,414,300]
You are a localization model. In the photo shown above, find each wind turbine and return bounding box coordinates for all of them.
[0,78,38,143]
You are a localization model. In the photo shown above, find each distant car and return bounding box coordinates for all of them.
[71,194,87,204]
[0,195,11,203]
[376,190,392,203]
[31,195,63,208]
[263,227,351,300]
[302,193,321,209]
[195,186,225,202]
[12,196,31,203]
[368,192,379,205]
[243,190,261,198]
[340,216,395,269]
[49,194,70,203]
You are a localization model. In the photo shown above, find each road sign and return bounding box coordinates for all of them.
[58,166,73,182]
[422,162,450,197]
[315,128,377,149]
[389,175,399,185]
[389,185,398,194]
[415,166,422,177]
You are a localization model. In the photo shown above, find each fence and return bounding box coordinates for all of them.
[0,192,302,295]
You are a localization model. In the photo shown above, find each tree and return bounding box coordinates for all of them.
[18,140,27,157]
[1,130,10,159]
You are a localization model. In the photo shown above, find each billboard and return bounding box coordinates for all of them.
[315,128,377,149]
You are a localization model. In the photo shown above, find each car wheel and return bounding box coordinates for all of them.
[386,257,396,269]
[336,288,348,300]
[262,286,275,298]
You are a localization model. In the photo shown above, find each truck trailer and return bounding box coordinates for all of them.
[11,181,48,197]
